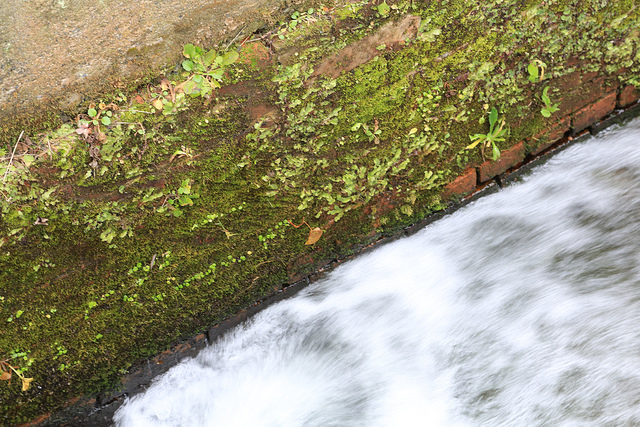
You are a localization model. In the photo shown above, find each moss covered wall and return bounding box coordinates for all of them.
[1,0,639,424]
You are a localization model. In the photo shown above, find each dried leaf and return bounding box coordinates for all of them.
[0,371,11,381]
[34,217,49,226]
[152,99,164,110]
[174,82,185,94]
[21,377,33,391]
[305,227,323,245]
[75,122,92,138]
[160,78,170,91]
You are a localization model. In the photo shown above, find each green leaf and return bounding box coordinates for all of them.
[527,62,539,83]
[488,107,498,134]
[492,142,501,160]
[88,108,97,118]
[182,60,194,71]
[208,68,225,80]
[541,86,551,104]
[541,108,551,118]
[377,1,390,16]
[183,80,197,95]
[204,49,217,66]
[101,116,111,126]
[222,51,239,66]
[178,195,193,206]
[178,179,191,194]
[22,155,35,167]
[466,136,485,150]
[183,44,196,59]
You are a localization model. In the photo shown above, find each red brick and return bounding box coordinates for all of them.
[531,116,570,155]
[443,168,477,198]
[479,141,526,182]
[572,91,617,134]
[618,85,640,108]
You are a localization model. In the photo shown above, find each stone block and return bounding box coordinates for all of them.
[572,91,617,134]
[618,85,640,108]
[443,168,477,198]
[479,141,526,183]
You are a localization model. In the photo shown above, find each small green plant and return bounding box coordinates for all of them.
[351,121,382,144]
[181,44,239,97]
[466,107,507,161]
[527,60,546,83]
[372,0,391,17]
[540,86,560,117]
[335,0,368,19]
[158,178,199,217]
[288,8,314,29]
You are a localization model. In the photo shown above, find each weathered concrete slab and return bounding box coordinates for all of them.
[0,0,285,122]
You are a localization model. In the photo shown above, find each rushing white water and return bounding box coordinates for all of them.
[115,117,640,427]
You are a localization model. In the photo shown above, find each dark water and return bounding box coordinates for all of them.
[115,118,640,426]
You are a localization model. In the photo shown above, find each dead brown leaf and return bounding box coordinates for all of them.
[152,99,164,110]
[21,377,33,391]
[305,227,323,245]
[0,371,11,381]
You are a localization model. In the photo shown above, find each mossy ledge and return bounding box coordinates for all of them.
[1,0,639,425]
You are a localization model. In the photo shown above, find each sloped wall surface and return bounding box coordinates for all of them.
[1,0,639,425]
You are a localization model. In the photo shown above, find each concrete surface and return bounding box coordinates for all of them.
[0,0,287,123]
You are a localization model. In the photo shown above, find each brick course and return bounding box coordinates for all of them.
[479,141,526,183]
[443,168,477,198]
[531,117,570,155]
[572,91,617,134]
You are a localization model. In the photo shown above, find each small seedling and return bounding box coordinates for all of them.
[181,44,239,97]
[540,86,560,117]
[466,107,507,161]
[527,60,546,83]
[373,0,390,16]
[289,9,315,29]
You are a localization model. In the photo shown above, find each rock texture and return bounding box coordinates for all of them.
[0,0,283,121]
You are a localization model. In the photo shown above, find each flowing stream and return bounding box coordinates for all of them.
[115,117,640,426]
